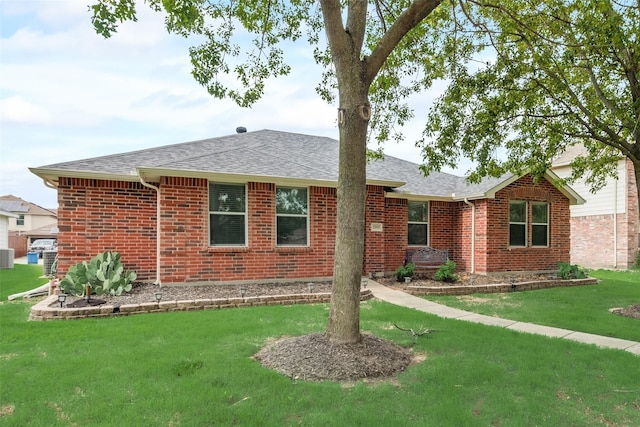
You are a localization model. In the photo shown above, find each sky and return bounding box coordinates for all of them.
[1,0,458,210]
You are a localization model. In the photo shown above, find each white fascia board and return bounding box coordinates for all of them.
[543,170,586,205]
[28,167,140,183]
[137,167,404,188]
[451,193,490,201]
[0,210,18,218]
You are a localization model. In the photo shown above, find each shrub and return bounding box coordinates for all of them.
[60,251,137,297]
[395,263,415,281]
[557,261,587,279]
[434,260,459,283]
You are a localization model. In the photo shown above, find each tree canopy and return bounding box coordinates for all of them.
[421,0,640,205]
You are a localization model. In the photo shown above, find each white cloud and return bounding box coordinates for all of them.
[0,95,52,124]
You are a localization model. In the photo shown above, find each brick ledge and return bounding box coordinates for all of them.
[29,290,373,321]
[405,278,599,296]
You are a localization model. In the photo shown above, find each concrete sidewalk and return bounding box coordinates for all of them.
[14,256,42,265]
[367,280,640,356]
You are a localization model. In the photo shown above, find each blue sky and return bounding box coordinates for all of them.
[1,0,456,209]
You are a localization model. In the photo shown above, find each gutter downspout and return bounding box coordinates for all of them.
[463,198,475,274]
[139,175,161,287]
[43,178,58,190]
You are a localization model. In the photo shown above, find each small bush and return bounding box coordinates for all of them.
[395,263,415,281]
[434,260,459,283]
[557,261,587,279]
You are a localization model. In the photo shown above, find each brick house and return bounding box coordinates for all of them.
[30,130,584,285]
[552,145,639,269]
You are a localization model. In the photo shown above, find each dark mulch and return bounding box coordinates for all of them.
[377,272,552,288]
[254,333,412,382]
[610,304,640,319]
[55,281,334,307]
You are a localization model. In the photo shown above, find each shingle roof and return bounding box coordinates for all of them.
[0,195,56,215]
[30,129,581,203]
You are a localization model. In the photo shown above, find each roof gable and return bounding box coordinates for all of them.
[0,195,57,215]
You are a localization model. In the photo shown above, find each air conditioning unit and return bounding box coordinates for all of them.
[43,250,58,276]
[0,248,14,269]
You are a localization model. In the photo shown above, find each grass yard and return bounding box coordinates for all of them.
[1,266,639,426]
[427,270,640,342]
[0,264,48,301]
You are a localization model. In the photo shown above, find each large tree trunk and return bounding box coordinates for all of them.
[321,0,440,344]
[325,85,370,344]
[325,107,369,344]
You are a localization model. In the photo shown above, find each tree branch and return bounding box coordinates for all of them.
[319,0,349,68]
[364,0,442,85]
[393,323,435,336]
[346,0,368,56]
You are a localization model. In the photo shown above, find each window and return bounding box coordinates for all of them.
[509,201,527,247]
[16,215,24,226]
[531,202,549,246]
[276,187,308,246]
[209,183,246,246]
[408,201,429,246]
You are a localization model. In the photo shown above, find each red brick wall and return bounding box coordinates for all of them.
[570,214,617,268]
[364,185,386,275]
[472,174,571,273]
[56,173,575,282]
[384,198,407,273]
[430,200,459,270]
[57,178,157,280]
[160,181,340,283]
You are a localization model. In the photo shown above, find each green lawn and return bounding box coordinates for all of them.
[427,270,640,342]
[0,264,47,301]
[1,267,639,426]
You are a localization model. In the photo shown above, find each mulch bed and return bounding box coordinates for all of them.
[609,305,640,319]
[254,333,412,382]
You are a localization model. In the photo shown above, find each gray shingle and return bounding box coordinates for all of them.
[34,129,512,199]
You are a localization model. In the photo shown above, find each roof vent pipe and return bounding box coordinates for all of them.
[236,126,247,133]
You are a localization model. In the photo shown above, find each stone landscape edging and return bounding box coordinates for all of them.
[404,278,599,296]
[29,290,374,321]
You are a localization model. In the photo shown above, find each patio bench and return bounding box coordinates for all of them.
[405,247,449,273]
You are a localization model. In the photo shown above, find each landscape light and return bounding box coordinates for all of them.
[58,294,66,308]
[155,292,163,303]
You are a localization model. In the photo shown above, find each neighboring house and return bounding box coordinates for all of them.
[0,195,58,257]
[30,130,584,285]
[0,210,17,268]
[0,210,17,249]
[552,146,639,269]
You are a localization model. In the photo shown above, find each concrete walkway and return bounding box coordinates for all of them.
[367,280,640,356]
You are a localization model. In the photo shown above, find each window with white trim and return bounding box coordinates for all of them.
[531,202,549,247]
[276,187,308,246]
[408,201,429,246]
[16,215,24,226]
[209,183,246,246]
[509,201,527,247]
